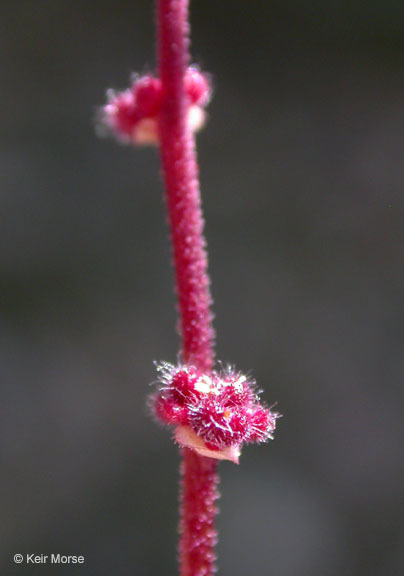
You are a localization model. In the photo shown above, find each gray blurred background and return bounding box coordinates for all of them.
[1,1,403,575]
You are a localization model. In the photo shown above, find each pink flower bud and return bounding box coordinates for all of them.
[132,75,162,117]
[184,66,211,106]
[170,367,202,403]
[153,393,188,425]
[103,90,139,139]
[246,406,277,443]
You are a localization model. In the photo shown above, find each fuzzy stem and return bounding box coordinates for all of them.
[157,0,214,373]
[179,448,219,576]
[156,1,218,575]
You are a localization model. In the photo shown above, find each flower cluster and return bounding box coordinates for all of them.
[100,66,210,145]
[150,362,278,463]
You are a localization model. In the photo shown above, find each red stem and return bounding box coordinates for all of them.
[179,449,219,576]
[157,0,214,373]
[157,1,218,575]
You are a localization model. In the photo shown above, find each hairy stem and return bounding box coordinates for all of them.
[179,448,219,576]
[157,0,214,373]
[156,1,218,575]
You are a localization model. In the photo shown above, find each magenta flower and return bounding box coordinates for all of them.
[151,363,278,463]
[100,66,210,145]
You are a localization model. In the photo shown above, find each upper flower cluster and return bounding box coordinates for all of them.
[100,66,210,145]
[150,362,278,463]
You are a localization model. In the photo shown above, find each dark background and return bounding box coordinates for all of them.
[1,1,403,575]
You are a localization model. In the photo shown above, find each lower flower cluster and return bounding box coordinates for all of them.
[150,362,278,463]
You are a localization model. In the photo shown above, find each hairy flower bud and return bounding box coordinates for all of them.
[184,66,211,106]
[150,362,278,463]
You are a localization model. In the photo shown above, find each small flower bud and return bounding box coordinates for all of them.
[184,66,211,107]
[246,406,277,443]
[132,76,162,117]
[103,90,139,140]
[153,393,188,425]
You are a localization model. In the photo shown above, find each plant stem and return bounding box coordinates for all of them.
[179,448,218,576]
[156,1,218,575]
[157,0,214,373]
